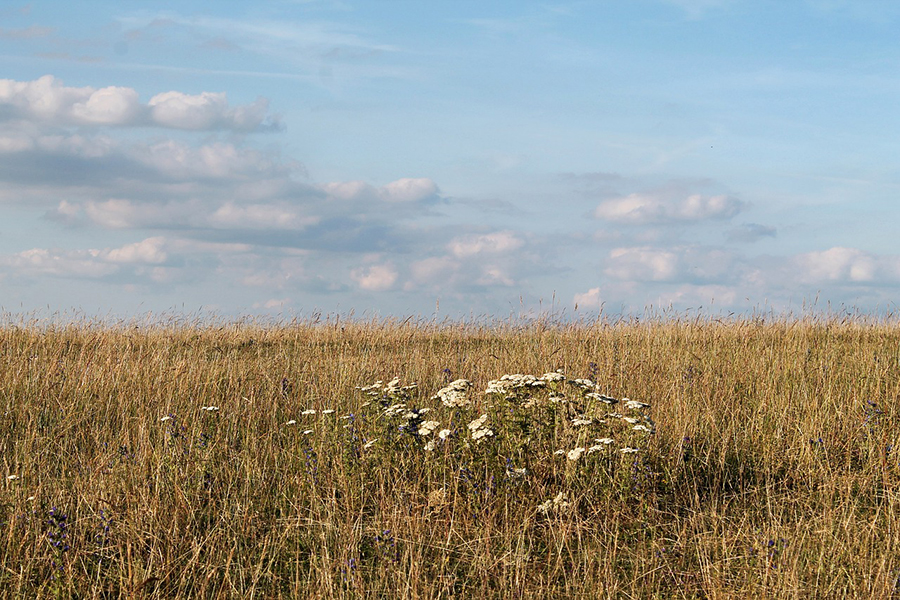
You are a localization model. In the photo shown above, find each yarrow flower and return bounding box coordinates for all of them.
[571,417,593,427]
[567,447,586,461]
[301,409,317,415]
[624,399,651,410]
[537,492,570,514]
[437,428,452,440]
[418,420,441,436]
[620,447,640,454]
[285,419,297,426]
[433,379,474,408]
[467,413,494,443]
[201,406,219,412]
[586,392,618,405]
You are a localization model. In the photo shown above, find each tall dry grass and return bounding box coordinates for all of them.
[0,316,899,598]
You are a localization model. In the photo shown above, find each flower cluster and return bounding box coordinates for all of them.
[467,414,494,443]
[432,379,473,408]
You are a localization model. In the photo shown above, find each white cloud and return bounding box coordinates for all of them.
[794,247,877,283]
[593,193,744,224]
[449,231,524,258]
[378,178,438,203]
[208,202,319,230]
[605,247,680,281]
[0,75,277,131]
[350,263,398,291]
[574,287,602,310]
[102,237,168,264]
[322,177,438,203]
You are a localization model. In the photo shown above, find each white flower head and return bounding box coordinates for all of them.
[571,418,593,427]
[302,429,314,435]
[201,406,219,412]
[322,409,336,415]
[540,371,566,383]
[624,399,651,410]
[472,428,494,442]
[620,447,640,454]
[567,447,586,461]
[285,419,297,426]
[438,428,452,440]
[433,379,474,408]
[301,409,317,415]
[468,414,489,431]
[423,440,437,452]
[418,420,441,436]
[633,424,655,434]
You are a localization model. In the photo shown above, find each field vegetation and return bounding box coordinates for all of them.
[1,315,899,598]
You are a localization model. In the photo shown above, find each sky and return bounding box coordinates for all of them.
[0,0,898,321]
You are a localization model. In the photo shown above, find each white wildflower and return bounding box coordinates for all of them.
[571,417,593,427]
[7,475,18,481]
[302,429,314,435]
[540,371,566,383]
[571,378,596,390]
[438,428,452,440]
[507,467,527,477]
[201,406,219,412]
[468,414,489,431]
[594,437,615,445]
[633,424,655,434]
[553,449,566,456]
[624,399,650,410]
[434,379,474,407]
[586,392,618,405]
[567,447,586,461]
[620,447,640,454]
[537,492,570,514]
[418,420,441,436]
[285,419,297,426]
[549,394,568,404]
[322,409,335,415]
[587,444,608,453]
[301,409,316,415]
[472,428,494,441]
[622,416,640,424]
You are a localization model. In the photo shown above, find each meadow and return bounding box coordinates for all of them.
[1,315,899,598]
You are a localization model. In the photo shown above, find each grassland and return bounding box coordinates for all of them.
[1,316,899,598]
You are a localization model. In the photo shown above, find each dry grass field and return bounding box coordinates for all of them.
[1,316,899,598]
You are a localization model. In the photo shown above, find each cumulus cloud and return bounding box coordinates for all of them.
[604,245,736,283]
[574,287,602,310]
[0,75,279,131]
[793,247,878,283]
[350,263,398,291]
[593,193,744,224]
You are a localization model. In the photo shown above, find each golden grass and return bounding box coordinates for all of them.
[1,316,899,598]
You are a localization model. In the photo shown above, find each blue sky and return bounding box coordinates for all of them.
[0,0,898,320]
